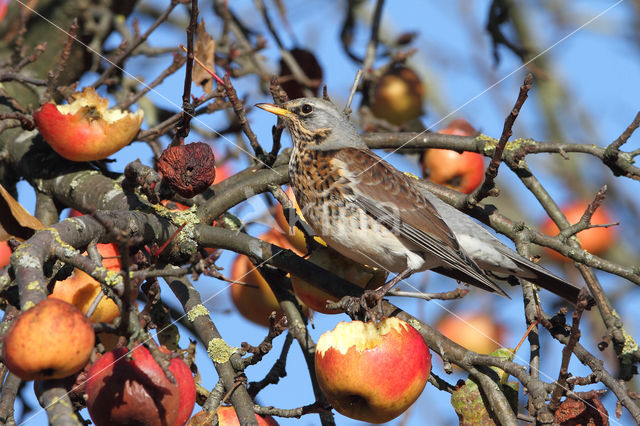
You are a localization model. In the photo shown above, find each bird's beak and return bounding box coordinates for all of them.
[255,103,293,117]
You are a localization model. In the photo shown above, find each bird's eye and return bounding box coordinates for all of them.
[301,104,313,114]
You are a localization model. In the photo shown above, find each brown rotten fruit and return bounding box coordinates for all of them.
[157,142,216,198]
[86,345,196,426]
[278,48,323,99]
[2,298,95,380]
[315,317,431,423]
[33,87,143,162]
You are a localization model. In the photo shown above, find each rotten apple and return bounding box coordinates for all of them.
[85,345,195,426]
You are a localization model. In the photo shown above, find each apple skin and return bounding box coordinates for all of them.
[290,247,387,314]
[85,345,195,426]
[371,66,424,126]
[422,119,485,194]
[49,242,121,323]
[188,406,279,425]
[2,299,95,380]
[0,240,10,268]
[436,313,505,355]
[230,229,308,326]
[50,269,120,323]
[33,87,143,162]
[315,317,431,423]
[540,201,617,261]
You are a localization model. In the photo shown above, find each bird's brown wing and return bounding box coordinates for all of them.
[332,148,507,296]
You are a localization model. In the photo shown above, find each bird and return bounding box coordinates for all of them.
[256,97,585,304]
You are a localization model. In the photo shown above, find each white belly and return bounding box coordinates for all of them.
[306,206,433,273]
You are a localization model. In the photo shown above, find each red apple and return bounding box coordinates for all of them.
[188,406,278,425]
[370,66,424,126]
[85,345,195,426]
[436,313,505,355]
[422,119,484,194]
[290,247,387,314]
[0,240,11,269]
[540,201,617,261]
[315,317,431,423]
[33,87,143,162]
[2,299,95,380]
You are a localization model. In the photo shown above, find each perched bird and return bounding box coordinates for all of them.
[256,98,585,303]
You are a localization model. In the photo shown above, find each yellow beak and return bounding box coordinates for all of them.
[255,103,294,117]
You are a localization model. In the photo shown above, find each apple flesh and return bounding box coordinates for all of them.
[33,87,143,162]
[85,345,195,426]
[315,317,431,423]
[2,298,95,380]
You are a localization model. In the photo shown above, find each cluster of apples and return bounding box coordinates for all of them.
[1,237,197,425]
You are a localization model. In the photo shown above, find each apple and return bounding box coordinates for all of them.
[370,65,424,126]
[436,313,505,355]
[540,201,617,261]
[188,406,278,425]
[49,269,120,323]
[2,298,95,380]
[421,119,485,194]
[33,87,143,162]
[230,228,308,326]
[315,317,431,423]
[290,246,387,314]
[86,345,195,426]
[0,240,11,268]
[50,243,121,323]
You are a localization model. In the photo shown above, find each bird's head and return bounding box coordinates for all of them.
[256,98,365,150]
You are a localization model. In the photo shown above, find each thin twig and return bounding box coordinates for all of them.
[467,73,533,205]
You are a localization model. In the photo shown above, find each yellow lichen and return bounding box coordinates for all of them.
[207,338,237,364]
[186,304,209,322]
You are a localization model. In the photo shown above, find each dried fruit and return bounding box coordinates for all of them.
[157,142,216,198]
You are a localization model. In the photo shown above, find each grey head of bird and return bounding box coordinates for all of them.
[256,97,367,150]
